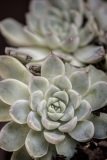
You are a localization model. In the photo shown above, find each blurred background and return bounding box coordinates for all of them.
[0,0,30,159]
[0,0,30,54]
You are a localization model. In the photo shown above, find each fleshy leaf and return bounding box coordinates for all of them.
[48,112,64,121]
[0,56,31,84]
[85,82,107,111]
[50,0,84,12]
[47,97,59,107]
[91,113,107,139]
[37,100,47,117]
[0,79,29,105]
[60,105,74,122]
[25,130,49,158]
[42,117,60,130]
[11,146,32,160]
[30,91,43,111]
[69,120,94,142]
[95,5,107,30]
[74,46,105,64]
[44,130,65,144]
[79,18,97,47]
[29,0,49,17]
[0,122,29,151]
[53,91,69,105]
[56,136,77,159]
[70,70,89,95]
[59,117,77,132]
[41,54,65,80]
[27,111,42,131]
[87,0,101,11]
[53,75,72,90]
[0,18,35,46]
[10,100,30,124]
[6,47,50,62]
[29,76,49,94]
[39,148,53,160]
[0,99,11,122]
[45,85,60,100]
[75,100,92,121]
[43,26,61,49]
[88,65,107,85]
[61,25,80,52]
[26,12,39,32]
[68,90,81,109]
[49,0,69,10]
[79,27,94,47]
[65,63,77,78]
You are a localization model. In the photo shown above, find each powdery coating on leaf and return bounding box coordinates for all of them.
[0,0,105,66]
[0,55,107,160]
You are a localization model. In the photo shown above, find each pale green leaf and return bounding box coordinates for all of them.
[0,79,29,105]
[0,99,11,122]
[74,46,105,64]
[91,113,107,139]
[59,117,77,133]
[0,18,35,46]
[53,75,72,90]
[11,146,32,160]
[6,47,50,62]
[27,111,42,131]
[56,136,77,159]
[53,91,69,105]
[60,105,74,122]
[41,54,65,80]
[44,130,65,144]
[68,90,81,109]
[29,76,49,94]
[75,100,92,121]
[0,56,31,84]
[25,130,49,158]
[85,82,107,111]
[42,117,60,130]
[69,120,94,142]
[61,25,80,52]
[48,112,64,121]
[0,122,29,151]
[30,91,43,111]
[45,85,60,100]
[39,148,53,160]
[88,65,107,85]
[10,100,30,124]
[70,70,89,95]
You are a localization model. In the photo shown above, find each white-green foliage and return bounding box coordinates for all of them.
[87,0,107,44]
[0,55,107,160]
[0,0,105,66]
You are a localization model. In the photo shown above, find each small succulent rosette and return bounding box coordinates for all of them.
[0,0,105,66]
[0,55,107,160]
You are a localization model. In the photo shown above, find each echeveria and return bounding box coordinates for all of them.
[86,0,107,45]
[0,55,107,160]
[0,0,105,66]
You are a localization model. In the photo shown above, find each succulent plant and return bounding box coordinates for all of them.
[86,0,107,45]
[0,54,107,160]
[0,0,105,66]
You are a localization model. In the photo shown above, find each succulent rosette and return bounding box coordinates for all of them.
[0,0,105,66]
[86,0,107,45]
[0,55,107,159]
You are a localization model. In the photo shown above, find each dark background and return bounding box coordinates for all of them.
[0,0,30,54]
[0,0,30,159]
